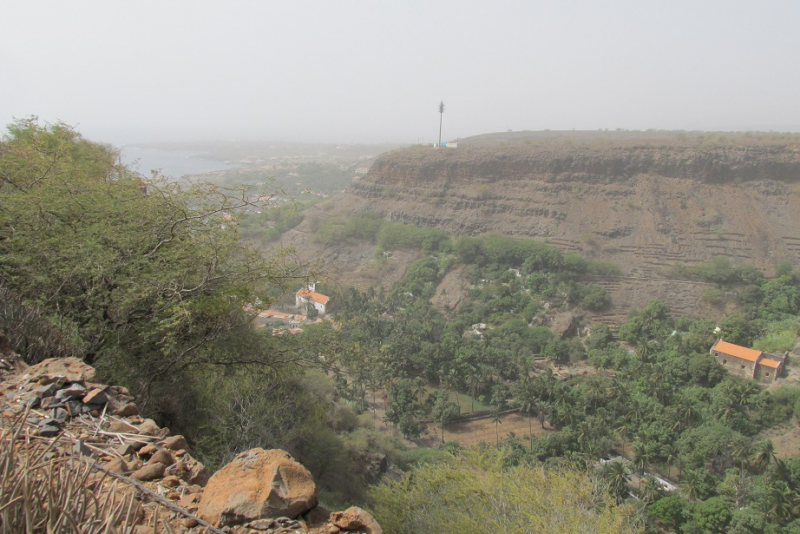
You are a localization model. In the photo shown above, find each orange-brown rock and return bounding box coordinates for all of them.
[330,507,382,534]
[160,434,190,453]
[148,449,175,466]
[130,462,166,482]
[22,357,96,384]
[112,402,139,417]
[165,458,210,486]
[197,448,318,527]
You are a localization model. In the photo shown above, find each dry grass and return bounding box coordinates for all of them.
[0,411,143,533]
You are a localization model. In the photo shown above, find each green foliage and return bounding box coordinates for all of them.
[314,210,451,253]
[368,448,639,534]
[377,221,450,253]
[683,497,733,533]
[0,119,302,401]
[239,202,307,243]
[719,314,764,347]
[753,319,799,353]
[618,300,672,345]
[455,234,564,271]
[647,496,686,531]
[761,275,800,318]
[579,283,611,310]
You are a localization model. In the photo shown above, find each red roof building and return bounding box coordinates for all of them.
[711,339,784,383]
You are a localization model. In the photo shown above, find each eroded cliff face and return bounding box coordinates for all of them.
[285,139,800,319]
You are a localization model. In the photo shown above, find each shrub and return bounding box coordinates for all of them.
[369,448,638,534]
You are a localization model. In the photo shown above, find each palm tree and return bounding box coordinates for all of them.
[412,377,427,406]
[751,440,778,473]
[512,377,537,447]
[731,440,751,475]
[603,461,630,503]
[467,366,484,413]
[659,444,678,479]
[675,395,700,429]
[437,101,445,148]
[583,376,607,413]
[631,441,649,476]
[614,418,631,458]
[639,476,665,504]
[680,469,703,502]
[491,408,502,448]
[768,481,796,525]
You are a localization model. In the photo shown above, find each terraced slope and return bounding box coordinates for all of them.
[282,134,800,319]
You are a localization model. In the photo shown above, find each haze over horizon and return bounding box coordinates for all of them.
[2,1,799,146]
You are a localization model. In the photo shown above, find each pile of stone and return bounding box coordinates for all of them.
[1,356,383,534]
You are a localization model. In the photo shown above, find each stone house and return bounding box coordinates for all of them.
[710,339,785,383]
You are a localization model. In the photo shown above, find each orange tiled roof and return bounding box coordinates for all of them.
[260,310,291,319]
[297,289,330,305]
[259,310,306,321]
[712,339,762,362]
[759,358,782,369]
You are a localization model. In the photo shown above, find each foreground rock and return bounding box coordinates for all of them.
[198,448,318,527]
[331,507,383,534]
[2,356,383,533]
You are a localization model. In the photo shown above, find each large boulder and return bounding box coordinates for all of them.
[197,448,317,527]
[331,507,383,534]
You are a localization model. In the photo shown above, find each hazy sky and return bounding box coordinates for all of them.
[2,1,799,145]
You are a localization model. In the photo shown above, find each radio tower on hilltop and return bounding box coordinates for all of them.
[438,101,445,149]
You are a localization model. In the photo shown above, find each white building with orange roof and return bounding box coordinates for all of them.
[710,339,786,383]
[295,282,330,315]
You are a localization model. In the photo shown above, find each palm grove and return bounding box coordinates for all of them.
[4,120,800,533]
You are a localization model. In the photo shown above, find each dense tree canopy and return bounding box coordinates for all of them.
[0,118,308,401]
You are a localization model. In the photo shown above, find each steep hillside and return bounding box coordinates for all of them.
[284,133,800,319]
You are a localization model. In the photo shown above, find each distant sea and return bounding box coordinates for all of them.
[120,146,237,178]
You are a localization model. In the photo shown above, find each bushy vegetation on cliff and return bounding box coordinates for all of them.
[0,119,395,506]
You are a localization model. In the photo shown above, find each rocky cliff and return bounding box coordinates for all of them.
[284,133,800,320]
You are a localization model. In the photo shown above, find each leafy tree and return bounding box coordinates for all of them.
[588,323,614,350]
[430,389,460,444]
[684,497,733,533]
[719,314,764,346]
[369,448,639,534]
[647,495,686,532]
[761,275,800,318]
[0,118,305,404]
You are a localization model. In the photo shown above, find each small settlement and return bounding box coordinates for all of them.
[710,339,787,383]
[247,283,332,335]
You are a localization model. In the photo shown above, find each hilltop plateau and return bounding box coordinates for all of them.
[282,131,800,319]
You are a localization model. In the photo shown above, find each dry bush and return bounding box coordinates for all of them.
[0,285,79,364]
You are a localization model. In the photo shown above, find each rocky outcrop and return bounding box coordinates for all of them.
[550,312,582,339]
[198,448,318,526]
[331,507,383,534]
[1,356,384,534]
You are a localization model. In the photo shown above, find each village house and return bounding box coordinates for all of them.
[295,282,330,315]
[710,339,786,383]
